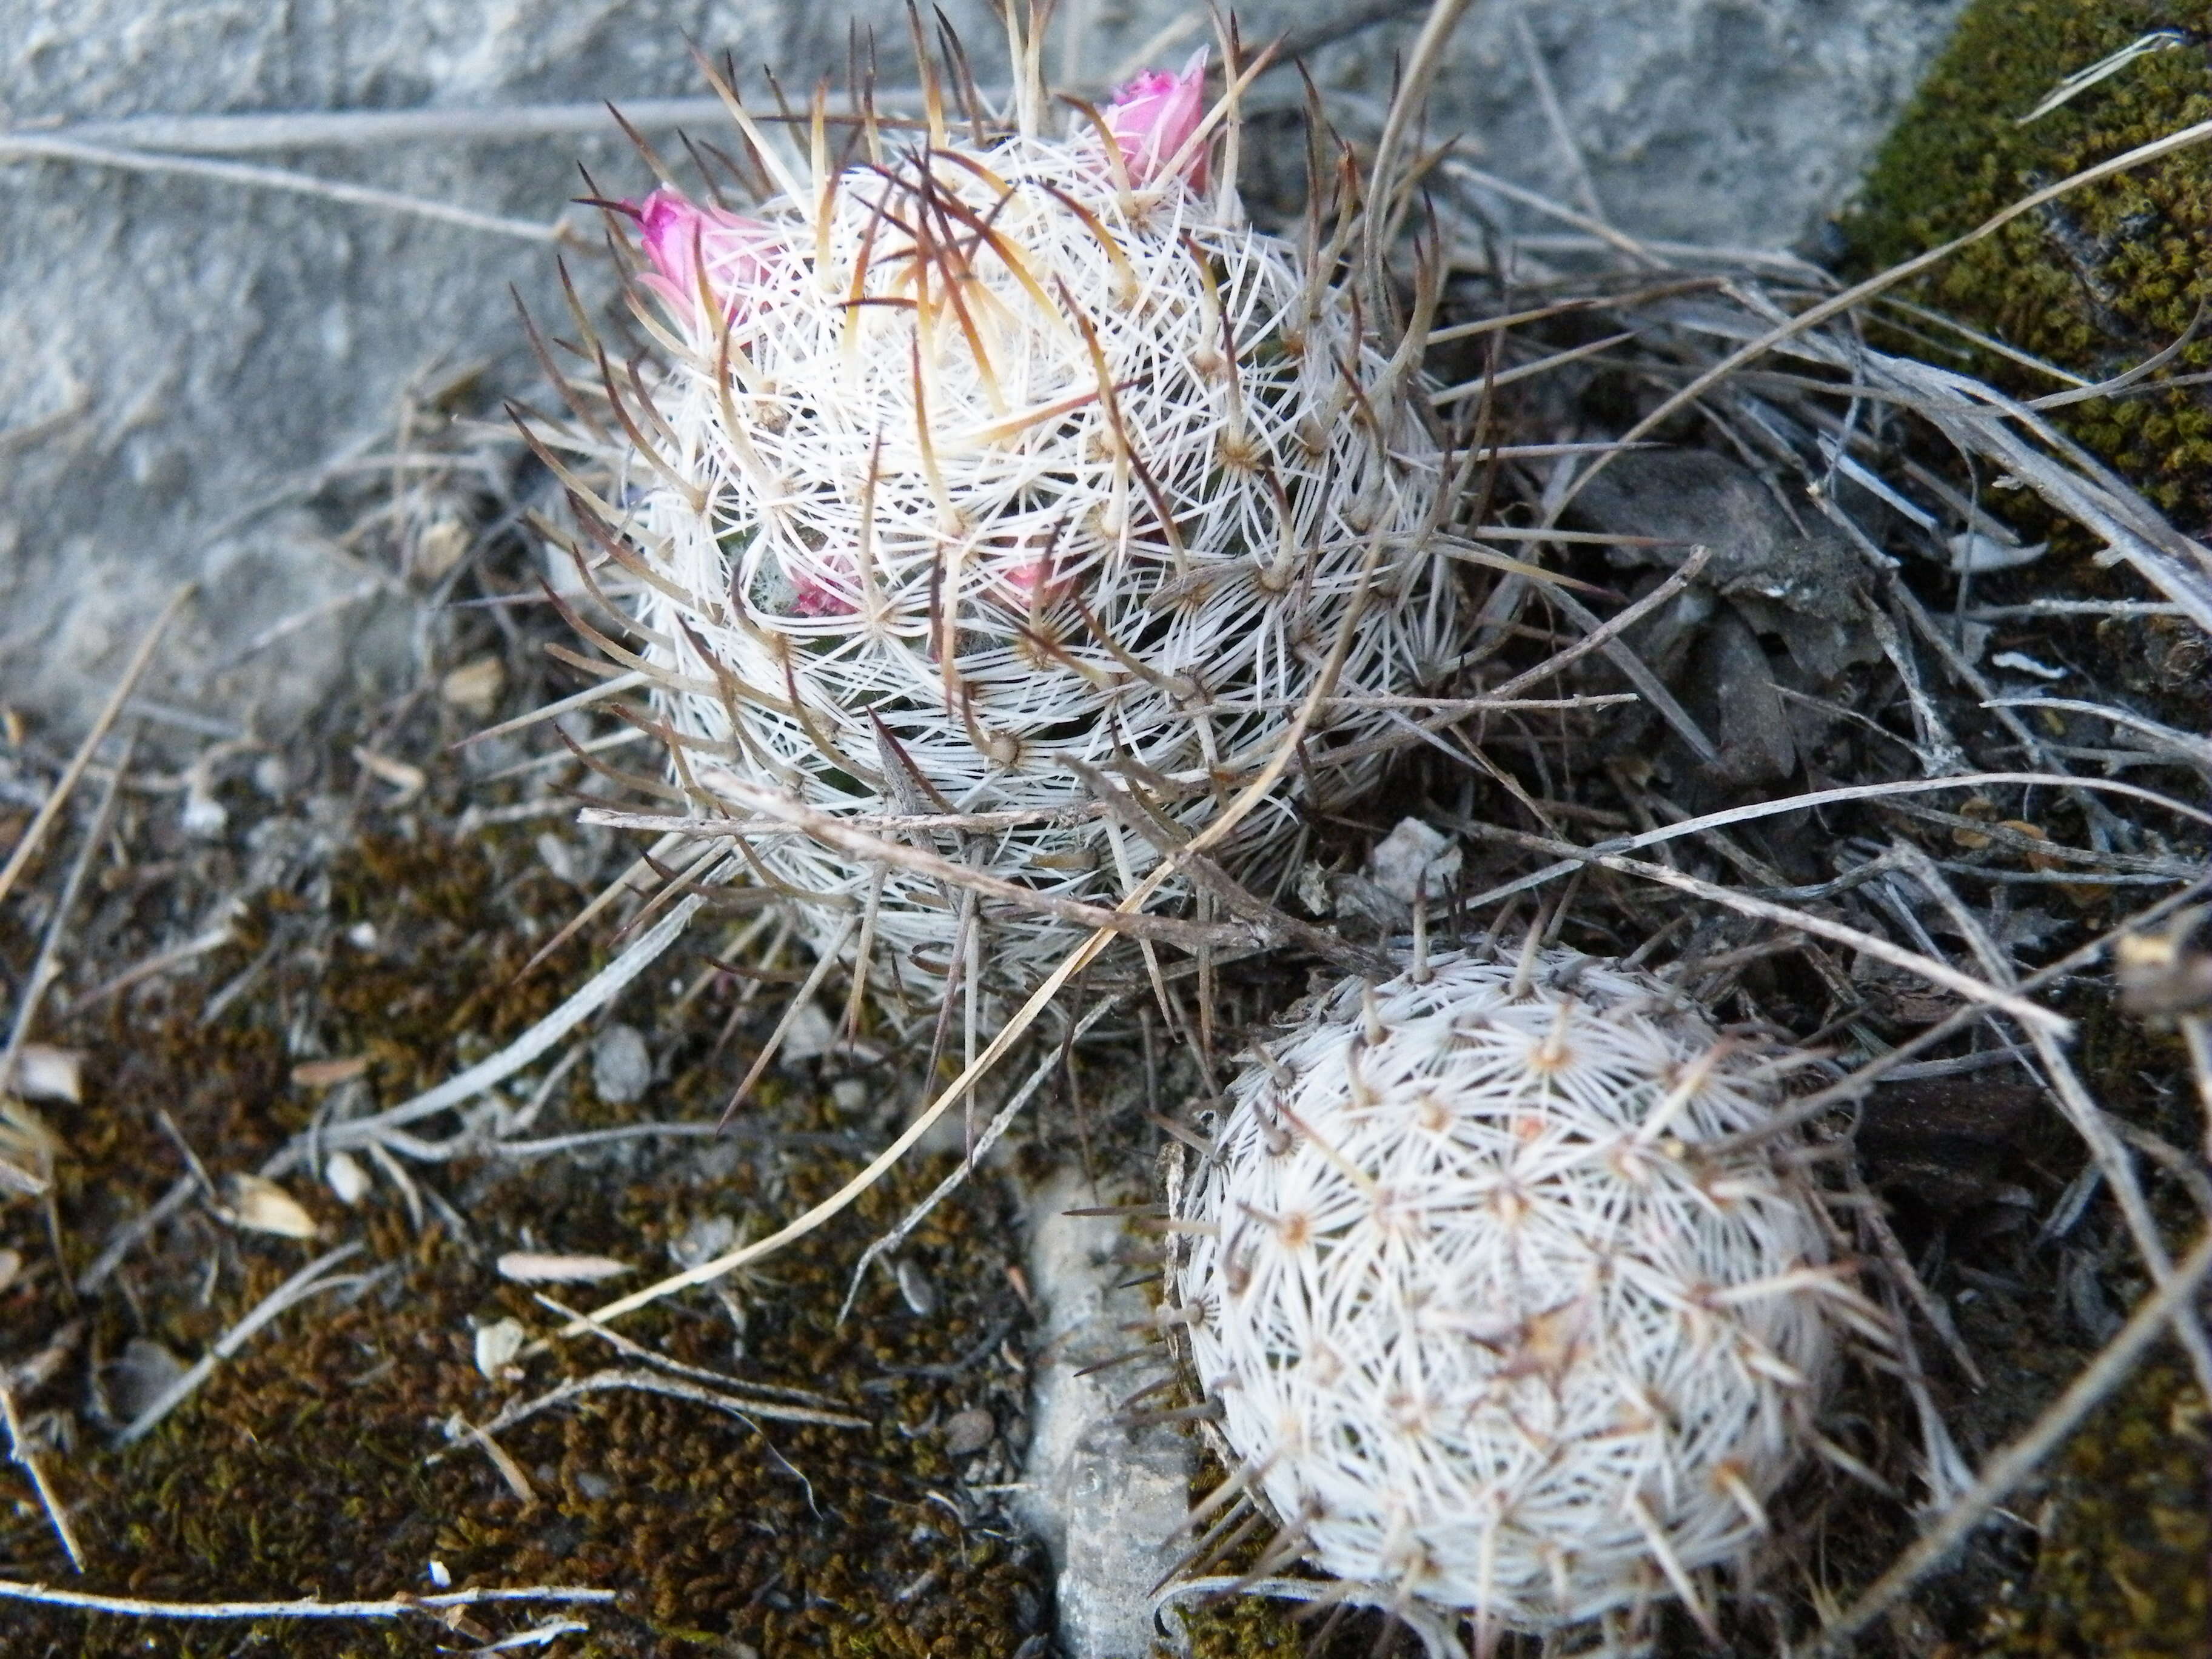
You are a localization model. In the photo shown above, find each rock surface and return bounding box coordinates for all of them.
[1423,0,1972,249]
[0,0,998,743]
[1018,1167,1193,1659]
[1,0,1966,741]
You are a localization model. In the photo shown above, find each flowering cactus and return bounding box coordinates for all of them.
[1170,947,1871,1634]
[577,38,1461,1007]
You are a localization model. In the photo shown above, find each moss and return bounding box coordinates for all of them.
[1845,1,2212,523]
[1165,1448,1409,1659]
[1971,1355,2210,1656]
[1,825,1051,1657]
[1925,979,2211,1657]
[1179,1594,1316,1655]
[320,834,580,1091]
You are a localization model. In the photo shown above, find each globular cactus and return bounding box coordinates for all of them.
[562,31,1462,1009]
[1169,945,1876,1637]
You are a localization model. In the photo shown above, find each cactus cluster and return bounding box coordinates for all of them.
[1171,947,1871,1633]
[550,24,1881,1644]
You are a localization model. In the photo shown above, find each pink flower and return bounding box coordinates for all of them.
[1103,49,1210,189]
[985,526,1080,612]
[992,553,1061,611]
[630,188,780,324]
[788,560,857,617]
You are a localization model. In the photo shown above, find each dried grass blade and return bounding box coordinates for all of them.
[117,1243,365,1444]
[1812,1222,2212,1655]
[0,726,135,1104]
[1,1379,85,1571]
[2,136,558,241]
[308,895,706,1156]
[0,584,192,910]
[451,669,648,749]
[0,1578,617,1621]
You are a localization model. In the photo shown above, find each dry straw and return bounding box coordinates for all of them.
[177,15,2204,1650]
[6,2,2210,1653]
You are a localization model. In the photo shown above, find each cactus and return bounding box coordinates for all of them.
[1170,945,1873,1636]
[559,32,1463,1010]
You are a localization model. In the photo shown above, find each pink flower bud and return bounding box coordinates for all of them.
[631,188,780,324]
[789,561,857,617]
[1103,49,1210,190]
[988,529,1075,612]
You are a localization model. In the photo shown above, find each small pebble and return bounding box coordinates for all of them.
[111,1338,188,1422]
[1366,816,1460,904]
[592,1024,652,1105]
[10,1043,81,1104]
[671,1213,737,1267]
[440,655,505,717]
[180,783,227,839]
[474,1317,525,1379]
[325,1151,372,1206]
[942,1407,994,1456]
[414,515,471,584]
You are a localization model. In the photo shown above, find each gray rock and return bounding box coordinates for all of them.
[589,1021,651,1104]
[1365,816,1461,905]
[1565,446,1885,794]
[1568,448,1875,677]
[1017,1167,1192,1659]
[942,1406,996,1456]
[1418,0,1973,252]
[1181,0,1969,250]
[0,0,996,742]
[2,0,1966,740]
[108,1336,188,1424]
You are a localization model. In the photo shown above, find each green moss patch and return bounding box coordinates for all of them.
[1846,1,2212,521]
[1972,1355,2210,1655]
[2,828,1050,1657]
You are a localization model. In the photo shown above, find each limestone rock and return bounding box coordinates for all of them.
[2,0,1966,738]
[1017,1167,1191,1659]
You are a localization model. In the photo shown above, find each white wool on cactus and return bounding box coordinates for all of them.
[1170,947,1873,1634]
[581,43,1462,1004]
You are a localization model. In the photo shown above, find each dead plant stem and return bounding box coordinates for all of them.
[1811,1221,2212,1655]
[0,1578,618,1621]
[0,585,192,911]
[1,1379,85,1572]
